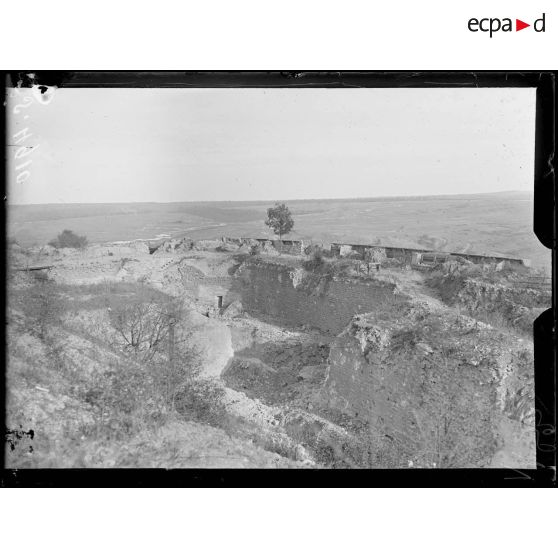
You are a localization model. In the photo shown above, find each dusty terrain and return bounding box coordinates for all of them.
[5,235,548,468]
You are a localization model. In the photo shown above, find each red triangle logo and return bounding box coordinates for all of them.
[516,19,530,31]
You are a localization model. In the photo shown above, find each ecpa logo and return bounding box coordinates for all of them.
[468,13,546,37]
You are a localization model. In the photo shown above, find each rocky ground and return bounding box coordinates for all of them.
[5,237,547,468]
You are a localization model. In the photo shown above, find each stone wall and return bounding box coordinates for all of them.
[220,237,527,267]
[232,261,402,335]
[329,242,528,267]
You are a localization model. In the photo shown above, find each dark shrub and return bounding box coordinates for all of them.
[302,248,334,275]
[48,229,88,249]
[249,244,261,256]
[19,273,66,340]
[175,379,228,427]
[331,259,355,277]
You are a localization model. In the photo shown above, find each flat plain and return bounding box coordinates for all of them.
[8,190,549,272]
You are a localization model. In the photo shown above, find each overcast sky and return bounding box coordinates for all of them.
[7,87,536,204]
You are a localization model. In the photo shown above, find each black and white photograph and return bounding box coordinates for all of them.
[3,72,552,473]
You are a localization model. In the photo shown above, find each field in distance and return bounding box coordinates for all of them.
[8,190,550,272]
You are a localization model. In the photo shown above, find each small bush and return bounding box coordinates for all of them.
[227,253,249,276]
[19,273,66,340]
[303,249,323,270]
[331,259,356,277]
[83,362,153,435]
[302,249,334,276]
[48,229,88,249]
[249,244,261,256]
[175,379,228,427]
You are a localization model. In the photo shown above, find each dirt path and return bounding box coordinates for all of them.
[384,269,447,311]
[188,313,234,378]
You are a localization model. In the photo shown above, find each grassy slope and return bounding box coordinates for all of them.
[5,276,298,468]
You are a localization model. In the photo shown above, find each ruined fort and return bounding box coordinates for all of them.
[7,233,546,468]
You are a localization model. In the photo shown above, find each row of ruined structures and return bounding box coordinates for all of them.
[221,237,531,268]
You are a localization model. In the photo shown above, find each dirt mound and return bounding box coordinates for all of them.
[326,303,535,468]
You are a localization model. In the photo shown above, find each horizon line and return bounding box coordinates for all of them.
[8,189,532,206]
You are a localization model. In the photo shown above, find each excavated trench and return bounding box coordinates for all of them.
[171,256,536,468]
[222,340,330,406]
[177,260,413,467]
[213,329,363,467]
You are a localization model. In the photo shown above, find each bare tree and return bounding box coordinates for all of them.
[109,298,182,363]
